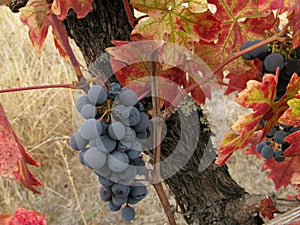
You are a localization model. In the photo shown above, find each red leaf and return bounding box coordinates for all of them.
[19,0,52,58]
[206,0,275,86]
[258,196,277,220]
[216,73,300,166]
[19,0,75,59]
[0,207,46,225]
[225,59,262,94]
[279,93,300,126]
[284,131,300,157]
[259,0,300,48]
[51,0,93,21]
[263,156,300,190]
[0,104,42,193]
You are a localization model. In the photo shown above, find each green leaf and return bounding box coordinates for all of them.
[131,0,220,47]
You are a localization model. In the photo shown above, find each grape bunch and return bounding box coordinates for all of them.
[256,124,300,162]
[240,39,300,99]
[69,83,150,221]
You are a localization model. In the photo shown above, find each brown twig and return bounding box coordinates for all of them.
[49,14,89,93]
[122,0,136,28]
[150,52,177,225]
[0,84,76,94]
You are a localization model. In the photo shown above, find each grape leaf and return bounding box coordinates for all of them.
[224,59,262,94]
[130,0,221,48]
[0,207,46,225]
[19,0,53,57]
[263,155,300,190]
[216,73,300,166]
[279,92,300,126]
[51,0,93,21]
[19,0,86,59]
[0,103,42,193]
[108,40,215,105]
[206,0,275,91]
[283,131,300,157]
[259,0,300,48]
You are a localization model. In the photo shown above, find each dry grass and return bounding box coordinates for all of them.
[0,6,187,225]
[0,5,296,225]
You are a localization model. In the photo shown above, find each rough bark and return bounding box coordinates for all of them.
[61,3,255,222]
[8,0,296,224]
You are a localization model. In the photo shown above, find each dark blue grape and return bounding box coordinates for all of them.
[117,89,138,106]
[107,151,129,172]
[129,183,147,200]
[108,122,126,140]
[83,147,107,170]
[108,201,121,211]
[99,186,112,202]
[75,96,90,112]
[274,150,285,162]
[281,58,300,81]
[256,142,266,153]
[289,126,300,133]
[80,119,102,140]
[264,53,285,73]
[266,126,279,138]
[69,132,88,150]
[111,183,130,197]
[108,82,122,99]
[121,206,135,221]
[112,195,128,207]
[88,84,107,105]
[95,135,116,153]
[261,145,274,159]
[97,174,113,187]
[273,130,288,144]
[281,142,291,151]
[133,112,149,133]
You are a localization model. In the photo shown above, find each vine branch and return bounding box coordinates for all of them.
[0,84,76,94]
[121,0,136,28]
[150,52,177,225]
[49,14,89,93]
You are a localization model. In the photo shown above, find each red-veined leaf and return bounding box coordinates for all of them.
[0,207,46,225]
[263,156,300,190]
[51,0,93,21]
[283,131,300,157]
[225,59,262,94]
[0,103,42,193]
[130,0,221,48]
[279,93,300,126]
[19,0,52,57]
[206,0,275,89]
[216,73,300,166]
[259,0,300,48]
[19,0,79,60]
[108,40,215,105]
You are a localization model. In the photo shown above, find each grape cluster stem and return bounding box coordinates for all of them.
[150,54,177,225]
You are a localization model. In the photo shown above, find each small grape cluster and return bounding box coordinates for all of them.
[256,124,300,162]
[240,39,300,99]
[69,83,150,221]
